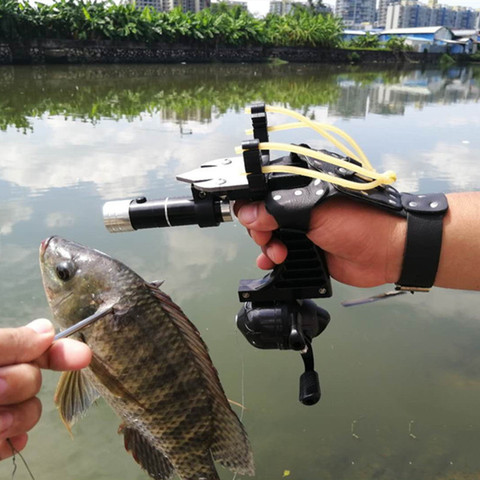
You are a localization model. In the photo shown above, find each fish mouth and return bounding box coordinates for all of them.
[40,236,56,257]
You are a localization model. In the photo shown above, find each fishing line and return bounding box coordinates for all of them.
[7,439,36,480]
[231,328,247,480]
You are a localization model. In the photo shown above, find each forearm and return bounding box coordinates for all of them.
[434,192,480,290]
[236,191,480,292]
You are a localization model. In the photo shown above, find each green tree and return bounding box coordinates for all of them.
[349,32,380,49]
[384,36,413,52]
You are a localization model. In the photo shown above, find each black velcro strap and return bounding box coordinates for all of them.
[396,193,448,291]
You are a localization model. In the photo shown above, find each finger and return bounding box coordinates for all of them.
[0,319,54,367]
[0,397,42,441]
[262,239,288,264]
[236,202,279,231]
[0,364,42,406]
[250,229,273,247]
[256,239,289,270]
[256,253,276,270]
[0,434,28,460]
[35,338,92,371]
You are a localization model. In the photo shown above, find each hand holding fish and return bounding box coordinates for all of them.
[0,318,91,460]
[235,191,480,291]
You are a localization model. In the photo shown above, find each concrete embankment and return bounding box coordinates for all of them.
[0,39,443,65]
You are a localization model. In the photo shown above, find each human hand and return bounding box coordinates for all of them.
[0,318,92,460]
[235,198,407,288]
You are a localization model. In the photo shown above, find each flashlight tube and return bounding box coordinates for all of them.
[103,196,232,233]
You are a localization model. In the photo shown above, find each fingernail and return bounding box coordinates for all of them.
[237,204,258,225]
[265,245,276,263]
[0,411,13,434]
[25,318,54,335]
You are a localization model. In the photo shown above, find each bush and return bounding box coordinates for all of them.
[384,36,413,52]
[349,32,380,49]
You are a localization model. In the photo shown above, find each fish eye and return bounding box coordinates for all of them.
[55,261,76,282]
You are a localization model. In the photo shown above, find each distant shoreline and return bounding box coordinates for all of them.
[0,39,451,66]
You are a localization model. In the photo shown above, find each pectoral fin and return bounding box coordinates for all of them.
[121,425,174,480]
[89,353,145,408]
[54,369,100,434]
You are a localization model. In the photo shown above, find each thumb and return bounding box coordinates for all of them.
[0,319,55,367]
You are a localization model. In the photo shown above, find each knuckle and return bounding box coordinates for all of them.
[0,364,42,405]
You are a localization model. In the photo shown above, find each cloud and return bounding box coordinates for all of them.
[380,140,478,193]
[123,228,238,303]
[45,211,75,228]
[0,202,33,235]
[0,115,229,200]
[421,142,479,191]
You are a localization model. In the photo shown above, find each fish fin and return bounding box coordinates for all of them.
[147,284,255,476]
[148,280,164,288]
[210,399,255,476]
[121,425,175,480]
[54,369,100,433]
[89,353,145,408]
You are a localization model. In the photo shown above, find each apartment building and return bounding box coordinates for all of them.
[269,1,294,15]
[377,0,399,27]
[132,0,211,13]
[269,1,313,15]
[335,0,376,26]
[385,0,479,29]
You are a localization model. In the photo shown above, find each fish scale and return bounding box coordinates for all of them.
[40,236,254,480]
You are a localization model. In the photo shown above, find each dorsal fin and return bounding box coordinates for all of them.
[147,282,255,476]
[121,425,175,480]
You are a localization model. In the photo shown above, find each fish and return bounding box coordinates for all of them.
[39,236,254,480]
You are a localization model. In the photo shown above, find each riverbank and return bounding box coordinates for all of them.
[0,39,445,65]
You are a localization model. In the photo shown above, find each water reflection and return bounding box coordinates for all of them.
[0,64,478,131]
[0,64,479,480]
[335,67,479,118]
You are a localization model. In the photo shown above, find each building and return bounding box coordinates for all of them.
[449,29,478,54]
[452,7,478,29]
[429,5,457,28]
[269,1,293,15]
[378,26,453,52]
[132,0,211,12]
[385,0,432,29]
[269,1,309,15]
[219,1,248,10]
[335,0,376,27]
[385,1,480,30]
[377,0,400,27]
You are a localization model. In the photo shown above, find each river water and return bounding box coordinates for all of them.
[0,63,479,480]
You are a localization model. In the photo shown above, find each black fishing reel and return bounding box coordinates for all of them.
[237,300,329,405]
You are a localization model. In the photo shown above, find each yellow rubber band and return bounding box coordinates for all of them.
[242,105,396,191]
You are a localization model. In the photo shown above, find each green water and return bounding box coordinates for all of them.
[0,63,479,480]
